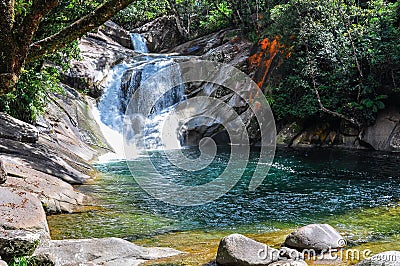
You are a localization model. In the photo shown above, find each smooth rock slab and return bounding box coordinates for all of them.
[33,237,182,266]
[2,156,86,214]
[284,224,344,251]
[216,234,279,266]
[0,113,39,143]
[356,251,400,266]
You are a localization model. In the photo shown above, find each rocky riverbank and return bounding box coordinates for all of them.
[1,17,399,266]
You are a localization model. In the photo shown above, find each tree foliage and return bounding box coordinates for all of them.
[265,0,400,126]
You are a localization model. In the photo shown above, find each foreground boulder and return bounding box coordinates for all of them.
[284,224,344,251]
[33,237,182,265]
[216,234,279,266]
[0,187,49,260]
[356,251,400,266]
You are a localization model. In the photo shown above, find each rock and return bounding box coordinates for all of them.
[362,107,400,151]
[2,156,86,214]
[64,33,135,98]
[277,122,303,146]
[33,237,182,266]
[284,224,345,251]
[132,15,185,52]
[169,29,240,56]
[0,260,6,266]
[0,138,91,184]
[0,160,6,184]
[216,234,279,266]
[279,247,304,261]
[0,187,49,260]
[41,86,112,163]
[0,229,42,260]
[269,259,308,266]
[356,251,400,266]
[0,113,39,143]
[100,20,132,49]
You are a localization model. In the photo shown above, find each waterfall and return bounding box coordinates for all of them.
[130,33,149,53]
[94,45,186,161]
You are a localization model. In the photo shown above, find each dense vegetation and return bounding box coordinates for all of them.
[0,0,399,127]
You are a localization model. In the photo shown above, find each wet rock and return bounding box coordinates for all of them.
[0,113,39,143]
[132,15,185,52]
[33,237,182,266]
[284,224,345,251]
[356,251,400,266]
[216,234,279,266]
[362,107,400,151]
[100,20,132,49]
[277,122,303,146]
[64,33,135,98]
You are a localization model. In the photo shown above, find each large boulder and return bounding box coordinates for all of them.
[132,15,185,52]
[284,224,345,251]
[64,33,135,98]
[216,234,279,266]
[362,107,400,151]
[33,237,182,266]
[0,187,49,260]
[0,113,39,143]
[100,20,132,49]
[356,251,400,266]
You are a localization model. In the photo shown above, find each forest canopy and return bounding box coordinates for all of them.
[0,0,399,126]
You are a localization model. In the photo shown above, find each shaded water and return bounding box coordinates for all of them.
[49,148,400,244]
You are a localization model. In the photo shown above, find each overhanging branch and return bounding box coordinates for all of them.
[27,0,136,62]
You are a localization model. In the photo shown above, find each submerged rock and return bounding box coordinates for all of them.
[216,234,279,266]
[284,224,345,251]
[356,251,400,266]
[33,237,182,266]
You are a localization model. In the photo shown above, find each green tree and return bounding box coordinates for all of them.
[0,0,137,95]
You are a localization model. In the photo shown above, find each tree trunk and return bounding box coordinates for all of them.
[0,0,136,96]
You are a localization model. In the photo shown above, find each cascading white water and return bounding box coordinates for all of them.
[94,34,186,161]
[130,33,149,53]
